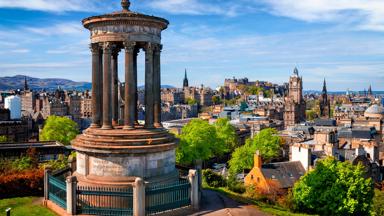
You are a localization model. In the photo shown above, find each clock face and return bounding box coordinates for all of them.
[293,82,297,87]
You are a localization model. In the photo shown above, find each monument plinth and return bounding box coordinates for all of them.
[71,0,177,187]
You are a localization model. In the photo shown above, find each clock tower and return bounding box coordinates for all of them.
[284,67,306,128]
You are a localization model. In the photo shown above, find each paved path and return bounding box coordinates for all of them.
[190,190,270,216]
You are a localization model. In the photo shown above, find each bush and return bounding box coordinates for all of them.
[203,169,226,188]
[226,175,245,194]
[372,189,384,216]
[0,168,44,199]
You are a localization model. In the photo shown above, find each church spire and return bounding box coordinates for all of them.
[183,68,189,88]
[322,78,327,94]
[368,84,372,96]
[293,67,299,76]
[24,76,29,91]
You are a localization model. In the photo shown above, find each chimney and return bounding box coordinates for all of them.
[254,150,262,168]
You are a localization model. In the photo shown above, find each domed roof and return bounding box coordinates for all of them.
[365,104,384,115]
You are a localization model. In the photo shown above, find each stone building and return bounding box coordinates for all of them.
[0,108,29,142]
[319,79,331,118]
[284,67,306,128]
[161,88,184,105]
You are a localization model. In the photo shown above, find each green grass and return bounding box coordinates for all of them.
[204,185,316,216]
[0,197,56,216]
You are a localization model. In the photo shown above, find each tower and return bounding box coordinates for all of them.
[284,67,306,128]
[368,85,373,96]
[183,69,189,88]
[24,76,29,91]
[319,79,331,118]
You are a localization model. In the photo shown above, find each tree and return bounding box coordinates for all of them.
[213,118,237,152]
[40,116,79,145]
[176,119,221,165]
[293,157,374,216]
[186,98,198,106]
[212,95,221,105]
[372,189,384,216]
[228,128,282,174]
[0,135,7,143]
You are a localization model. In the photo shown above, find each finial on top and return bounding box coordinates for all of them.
[121,0,130,11]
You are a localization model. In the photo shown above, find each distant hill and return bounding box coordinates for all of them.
[0,75,92,91]
[0,75,175,91]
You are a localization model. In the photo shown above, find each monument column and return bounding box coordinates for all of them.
[102,42,112,129]
[123,41,136,129]
[111,48,119,126]
[144,43,154,128]
[153,44,162,128]
[90,43,101,128]
[134,48,139,124]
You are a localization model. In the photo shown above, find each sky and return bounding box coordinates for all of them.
[0,0,383,91]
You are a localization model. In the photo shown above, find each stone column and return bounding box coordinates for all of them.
[133,177,145,216]
[66,176,77,215]
[99,46,103,119]
[144,43,154,128]
[134,48,139,124]
[111,48,120,126]
[102,42,112,129]
[90,43,101,128]
[123,41,136,130]
[188,169,199,210]
[153,44,162,128]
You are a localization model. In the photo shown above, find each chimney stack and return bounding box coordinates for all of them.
[254,150,262,168]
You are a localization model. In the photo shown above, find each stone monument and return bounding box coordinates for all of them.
[72,0,178,187]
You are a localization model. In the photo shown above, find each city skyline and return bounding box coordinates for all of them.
[0,0,383,91]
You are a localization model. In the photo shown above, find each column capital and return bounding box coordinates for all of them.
[102,42,113,54]
[89,43,100,54]
[144,42,155,53]
[153,44,163,53]
[123,41,136,53]
[112,46,121,57]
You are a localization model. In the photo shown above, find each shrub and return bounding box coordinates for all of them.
[0,168,44,199]
[226,175,245,194]
[203,169,226,188]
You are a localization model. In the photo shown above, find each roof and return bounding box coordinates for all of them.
[338,127,377,139]
[261,161,305,188]
[0,141,68,150]
[314,118,336,126]
[365,104,384,115]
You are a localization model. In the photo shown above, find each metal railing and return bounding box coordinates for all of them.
[48,173,67,209]
[145,179,191,215]
[76,186,134,216]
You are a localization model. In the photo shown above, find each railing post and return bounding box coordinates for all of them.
[133,177,145,216]
[44,166,52,201]
[66,176,77,215]
[189,169,199,210]
[194,159,202,201]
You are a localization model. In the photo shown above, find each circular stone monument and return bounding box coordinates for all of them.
[71,0,178,187]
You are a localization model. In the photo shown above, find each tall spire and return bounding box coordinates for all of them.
[293,67,299,76]
[24,76,28,91]
[183,68,189,88]
[368,84,372,96]
[322,78,327,93]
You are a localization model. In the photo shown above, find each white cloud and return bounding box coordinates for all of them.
[259,0,384,31]
[11,49,29,53]
[25,22,86,36]
[0,0,113,12]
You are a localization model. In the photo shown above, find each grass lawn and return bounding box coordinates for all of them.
[204,186,316,216]
[0,197,56,216]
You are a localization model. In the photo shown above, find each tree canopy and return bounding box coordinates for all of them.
[0,135,7,143]
[176,118,238,165]
[39,116,79,145]
[293,157,374,216]
[228,128,282,174]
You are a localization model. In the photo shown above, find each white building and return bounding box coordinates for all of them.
[4,95,21,119]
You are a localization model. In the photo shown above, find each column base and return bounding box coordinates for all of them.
[154,123,163,128]
[101,125,113,130]
[123,125,135,130]
[90,123,100,128]
[145,124,155,129]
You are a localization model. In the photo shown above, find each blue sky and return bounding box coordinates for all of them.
[0,0,383,91]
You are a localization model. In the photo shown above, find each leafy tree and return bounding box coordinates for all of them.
[40,116,79,145]
[293,157,374,216]
[372,189,384,216]
[212,95,221,105]
[186,98,198,106]
[228,128,282,174]
[305,110,318,121]
[0,135,7,143]
[176,119,221,165]
[214,118,237,152]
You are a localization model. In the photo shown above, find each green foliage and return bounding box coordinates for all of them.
[214,118,238,152]
[372,189,384,216]
[40,115,79,145]
[305,110,317,121]
[42,154,68,171]
[224,98,237,106]
[229,128,282,175]
[212,95,221,105]
[186,97,198,106]
[293,157,374,216]
[227,174,246,194]
[203,169,226,188]
[0,135,7,143]
[12,157,35,171]
[176,119,221,165]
